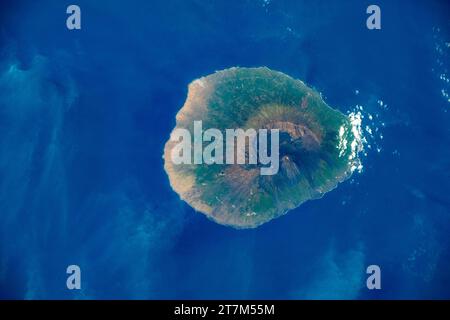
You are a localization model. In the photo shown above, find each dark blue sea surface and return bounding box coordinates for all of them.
[0,0,449,299]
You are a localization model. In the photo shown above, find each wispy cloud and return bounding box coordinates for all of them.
[291,242,365,300]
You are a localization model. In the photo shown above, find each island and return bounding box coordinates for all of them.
[164,67,363,228]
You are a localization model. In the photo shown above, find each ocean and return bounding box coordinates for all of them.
[0,0,449,299]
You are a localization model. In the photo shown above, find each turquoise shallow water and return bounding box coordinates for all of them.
[0,0,449,299]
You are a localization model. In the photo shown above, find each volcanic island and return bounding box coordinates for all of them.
[164,67,362,229]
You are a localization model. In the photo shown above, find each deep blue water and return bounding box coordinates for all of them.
[0,0,449,299]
